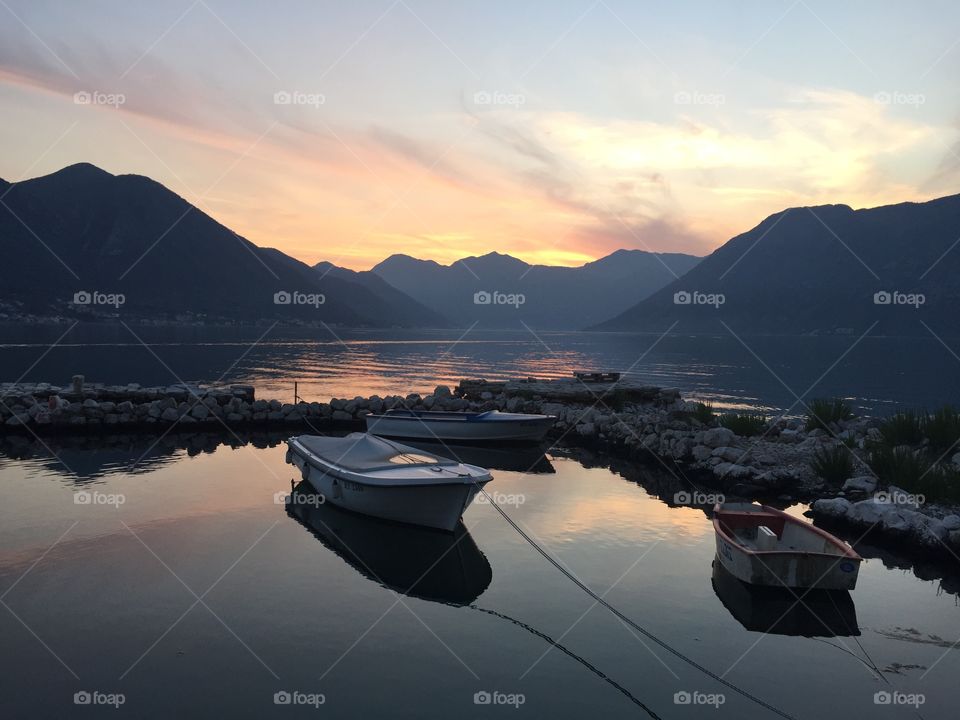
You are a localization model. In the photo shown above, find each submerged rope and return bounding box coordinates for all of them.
[476,483,801,720]
[463,604,664,719]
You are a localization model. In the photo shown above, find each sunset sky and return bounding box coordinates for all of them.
[1,0,959,270]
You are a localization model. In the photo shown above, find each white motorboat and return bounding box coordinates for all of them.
[713,502,862,590]
[365,409,555,442]
[285,433,492,531]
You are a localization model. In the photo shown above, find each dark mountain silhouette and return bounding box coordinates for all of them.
[593,195,960,335]
[372,249,700,329]
[313,262,449,327]
[0,164,430,326]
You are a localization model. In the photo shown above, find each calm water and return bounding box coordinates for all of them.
[2,324,960,415]
[0,436,957,718]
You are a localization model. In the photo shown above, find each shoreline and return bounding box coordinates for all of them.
[3,375,959,563]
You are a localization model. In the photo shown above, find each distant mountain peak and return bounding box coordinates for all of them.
[50,162,114,180]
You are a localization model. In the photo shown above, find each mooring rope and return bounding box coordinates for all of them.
[476,484,801,720]
[461,604,664,719]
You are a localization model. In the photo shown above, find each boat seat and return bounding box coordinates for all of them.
[756,525,778,551]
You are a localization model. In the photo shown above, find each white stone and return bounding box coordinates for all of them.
[702,427,735,448]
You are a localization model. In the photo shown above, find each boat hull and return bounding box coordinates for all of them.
[714,533,861,590]
[713,502,862,590]
[365,413,554,442]
[287,446,487,531]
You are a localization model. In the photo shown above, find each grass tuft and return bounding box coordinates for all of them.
[809,445,855,485]
[719,413,767,436]
[806,398,854,432]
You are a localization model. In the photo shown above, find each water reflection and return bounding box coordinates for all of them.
[285,481,492,605]
[712,560,860,637]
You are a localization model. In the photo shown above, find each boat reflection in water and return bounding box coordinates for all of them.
[712,560,860,637]
[396,439,555,474]
[286,481,492,605]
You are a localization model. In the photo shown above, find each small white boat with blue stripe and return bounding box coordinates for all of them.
[365,409,555,442]
[286,433,492,531]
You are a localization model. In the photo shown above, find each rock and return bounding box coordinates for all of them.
[434,385,452,398]
[702,427,735,448]
[190,405,210,420]
[942,515,960,531]
[82,398,98,409]
[422,395,436,410]
[226,412,244,422]
[952,452,960,467]
[331,410,353,421]
[711,446,743,463]
[950,529,960,549]
[160,407,179,422]
[577,422,596,436]
[779,428,801,442]
[713,462,753,480]
[842,476,877,494]
[72,374,84,394]
[811,497,852,518]
[691,445,712,462]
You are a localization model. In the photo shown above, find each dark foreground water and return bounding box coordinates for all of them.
[1,435,957,719]
[3,324,960,415]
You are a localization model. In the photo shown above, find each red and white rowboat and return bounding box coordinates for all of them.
[713,502,862,590]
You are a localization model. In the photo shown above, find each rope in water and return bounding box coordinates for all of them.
[462,604,664,719]
[476,483,801,720]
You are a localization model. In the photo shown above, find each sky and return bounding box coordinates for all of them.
[1,0,959,270]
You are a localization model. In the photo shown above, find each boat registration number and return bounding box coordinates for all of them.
[341,480,365,493]
[720,542,734,562]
